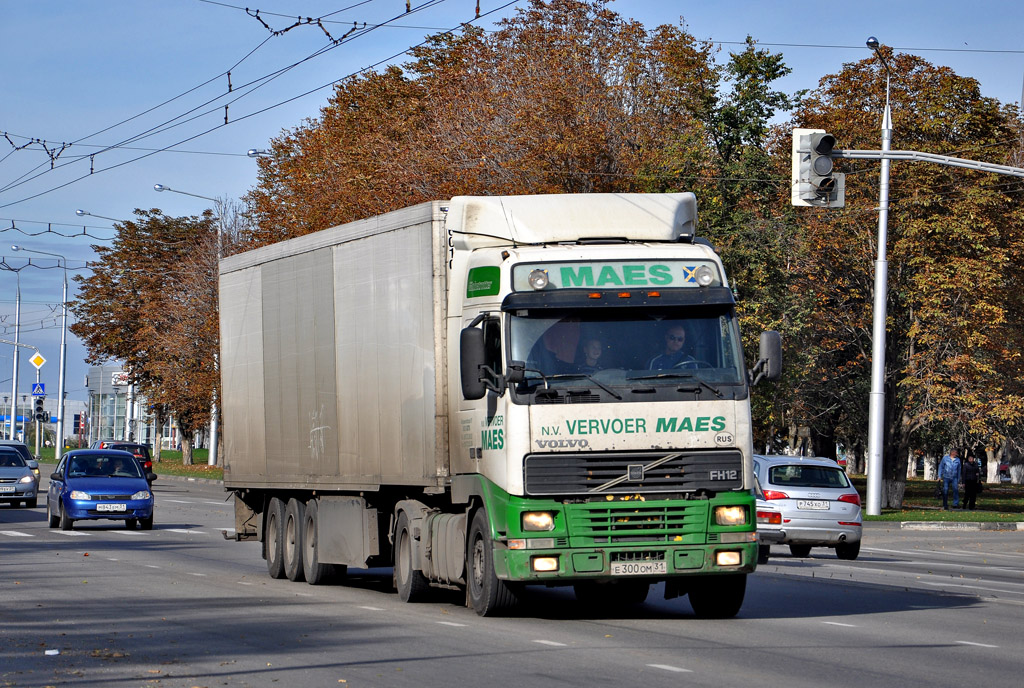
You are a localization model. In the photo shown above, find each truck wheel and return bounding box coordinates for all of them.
[283,498,306,582]
[688,574,746,619]
[789,544,812,558]
[467,509,517,616]
[395,511,430,602]
[265,497,287,579]
[303,499,343,585]
[835,541,860,560]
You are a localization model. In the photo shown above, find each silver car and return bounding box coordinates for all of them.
[753,455,862,560]
[0,446,39,508]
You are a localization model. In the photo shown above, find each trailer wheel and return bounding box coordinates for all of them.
[303,499,344,585]
[395,511,430,602]
[283,498,306,582]
[265,497,287,579]
[687,574,746,619]
[467,509,517,616]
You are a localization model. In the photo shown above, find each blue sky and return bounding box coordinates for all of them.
[2,0,1023,402]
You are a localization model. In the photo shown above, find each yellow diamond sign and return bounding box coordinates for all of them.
[29,352,46,369]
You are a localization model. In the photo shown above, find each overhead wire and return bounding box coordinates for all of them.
[0,0,516,209]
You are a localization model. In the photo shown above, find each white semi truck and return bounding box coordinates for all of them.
[219,193,781,617]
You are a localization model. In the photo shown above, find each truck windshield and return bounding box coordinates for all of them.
[507,306,746,401]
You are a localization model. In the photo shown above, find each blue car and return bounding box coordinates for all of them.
[47,449,156,530]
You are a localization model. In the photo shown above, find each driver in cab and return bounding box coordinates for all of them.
[648,325,696,369]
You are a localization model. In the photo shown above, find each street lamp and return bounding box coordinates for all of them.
[247,148,269,158]
[75,209,121,223]
[864,37,893,516]
[153,183,217,203]
[12,245,69,461]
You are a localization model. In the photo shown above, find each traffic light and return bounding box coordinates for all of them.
[33,396,46,422]
[792,127,845,207]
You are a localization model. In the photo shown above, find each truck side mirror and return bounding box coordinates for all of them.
[760,330,782,380]
[460,327,487,400]
[506,361,525,384]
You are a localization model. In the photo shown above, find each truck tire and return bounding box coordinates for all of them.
[265,497,287,579]
[687,574,746,619]
[395,510,431,602]
[283,498,306,582]
[303,499,343,585]
[467,508,517,616]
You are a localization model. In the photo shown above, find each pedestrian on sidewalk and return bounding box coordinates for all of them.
[938,448,961,510]
[962,452,982,510]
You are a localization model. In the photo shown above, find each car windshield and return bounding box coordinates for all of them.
[507,306,745,397]
[768,465,851,489]
[68,455,144,479]
[0,452,27,467]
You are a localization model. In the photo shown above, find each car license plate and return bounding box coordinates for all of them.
[0,486,14,493]
[797,500,830,510]
[97,503,127,512]
[610,561,667,576]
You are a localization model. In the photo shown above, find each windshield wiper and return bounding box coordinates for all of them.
[628,372,722,398]
[542,374,623,400]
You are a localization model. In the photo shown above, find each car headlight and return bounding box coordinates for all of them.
[18,474,35,484]
[714,505,748,526]
[131,490,152,501]
[70,490,92,500]
[522,511,555,531]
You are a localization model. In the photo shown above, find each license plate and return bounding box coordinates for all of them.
[797,500,830,510]
[610,561,667,576]
[0,486,14,493]
[97,503,127,512]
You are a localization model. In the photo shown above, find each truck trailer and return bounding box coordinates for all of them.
[219,192,781,617]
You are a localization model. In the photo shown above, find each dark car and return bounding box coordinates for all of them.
[47,449,156,530]
[0,446,39,508]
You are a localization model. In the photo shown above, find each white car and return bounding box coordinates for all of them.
[753,455,862,560]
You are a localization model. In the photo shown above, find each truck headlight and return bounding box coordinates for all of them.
[716,551,742,566]
[527,269,549,290]
[714,505,748,526]
[531,556,559,572]
[522,511,555,531]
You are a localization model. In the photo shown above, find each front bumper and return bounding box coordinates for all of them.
[65,498,154,521]
[0,483,37,502]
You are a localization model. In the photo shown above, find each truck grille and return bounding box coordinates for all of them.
[524,450,744,496]
[567,501,708,545]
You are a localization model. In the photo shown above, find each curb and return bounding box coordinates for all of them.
[895,521,1024,531]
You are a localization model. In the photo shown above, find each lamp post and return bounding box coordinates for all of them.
[153,183,220,467]
[864,37,892,516]
[75,209,121,223]
[9,269,21,441]
[12,245,69,461]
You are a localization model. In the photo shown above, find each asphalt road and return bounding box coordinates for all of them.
[1,478,1022,687]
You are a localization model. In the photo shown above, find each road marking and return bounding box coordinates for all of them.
[163,499,195,504]
[165,529,209,535]
[144,564,160,569]
[437,621,468,627]
[111,530,144,536]
[237,581,253,586]
[647,664,692,673]
[956,640,999,648]
[55,531,88,537]
[921,581,1024,596]
[533,640,566,646]
[822,621,857,627]
[357,606,383,611]
[0,530,32,537]
[188,572,207,577]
